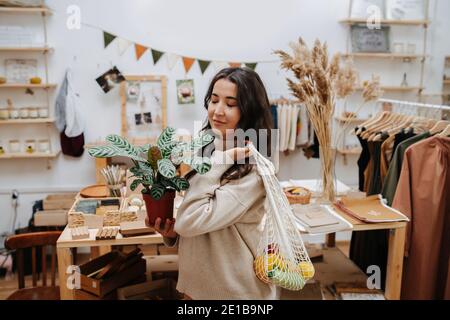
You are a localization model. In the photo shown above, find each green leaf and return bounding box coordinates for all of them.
[106,134,139,156]
[88,145,147,162]
[159,178,178,191]
[157,127,176,150]
[173,177,190,190]
[150,184,165,200]
[88,146,122,158]
[136,144,151,154]
[191,133,214,151]
[190,157,212,175]
[170,143,190,165]
[130,179,143,191]
[148,146,162,170]
[157,158,176,178]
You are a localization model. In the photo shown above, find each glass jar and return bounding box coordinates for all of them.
[38,107,49,118]
[9,140,20,153]
[9,109,20,119]
[19,108,29,119]
[0,108,8,120]
[38,139,50,153]
[25,139,36,153]
[29,108,38,118]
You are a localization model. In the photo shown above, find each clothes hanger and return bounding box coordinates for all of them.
[362,112,398,139]
[356,110,389,135]
[430,120,450,135]
[438,124,450,137]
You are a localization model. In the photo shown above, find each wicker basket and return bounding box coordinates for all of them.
[284,187,312,205]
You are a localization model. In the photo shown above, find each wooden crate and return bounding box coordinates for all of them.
[78,251,147,298]
[117,278,183,300]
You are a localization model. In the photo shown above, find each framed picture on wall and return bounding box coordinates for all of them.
[120,75,167,144]
[350,0,385,19]
[386,0,426,20]
[5,59,37,83]
[351,25,390,53]
[176,79,195,105]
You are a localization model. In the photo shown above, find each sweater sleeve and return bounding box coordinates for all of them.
[174,151,265,237]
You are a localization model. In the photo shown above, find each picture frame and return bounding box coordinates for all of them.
[351,25,390,53]
[120,75,167,144]
[176,79,195,105]
[385,0,426,20]
[5,59,37,83]
[96,66,126,94]
[350,0,385,19]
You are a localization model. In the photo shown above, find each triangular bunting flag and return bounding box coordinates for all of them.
[198,59,211,74]
[214,61,228,72]
[103,31,117,48]
[182,57,195,74]
[135,44,148,61]
[229,62,242,68]
[151,49,165,65]
[166,53,179,70]
[117,38,132,56]
[245,63,258,71]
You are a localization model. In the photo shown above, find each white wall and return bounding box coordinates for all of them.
[0,0,448,237]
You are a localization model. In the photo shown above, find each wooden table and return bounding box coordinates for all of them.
[326,207,407,300]
[57,197,407,300]
[57,225,165,300]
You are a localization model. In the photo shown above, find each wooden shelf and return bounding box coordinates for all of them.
[0,118,55,124]
[0,83,57,89]
[0,6,52,15]
[337,148,362,155]
[0,46,53,53]
[340,18,429,26]
[341,52,425,60]
[334,117,368,123]
[0,151,60,159]
[356,86,424,92]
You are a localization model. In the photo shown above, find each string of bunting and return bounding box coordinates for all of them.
[102,30,268,75]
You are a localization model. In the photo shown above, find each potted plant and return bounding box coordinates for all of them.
[88,127,213,225]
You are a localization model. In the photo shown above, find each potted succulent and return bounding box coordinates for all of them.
[88,127,213,224]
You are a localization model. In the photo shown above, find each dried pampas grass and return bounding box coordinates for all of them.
[275,38,341,202]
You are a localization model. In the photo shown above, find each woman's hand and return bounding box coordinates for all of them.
[225,142,253,162]
[146,217,178,239]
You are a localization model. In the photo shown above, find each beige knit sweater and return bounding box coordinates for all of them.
[165,146,280,300]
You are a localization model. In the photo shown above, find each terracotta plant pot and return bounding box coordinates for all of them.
[143,190,176,226]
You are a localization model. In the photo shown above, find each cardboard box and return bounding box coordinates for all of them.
[78,251,146,297]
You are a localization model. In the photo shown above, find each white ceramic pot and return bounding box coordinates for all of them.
[29,108,38,118]
[19,108,29,119]
[9,109,20,119]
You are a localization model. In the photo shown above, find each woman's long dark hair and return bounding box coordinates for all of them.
[187,67,274,182]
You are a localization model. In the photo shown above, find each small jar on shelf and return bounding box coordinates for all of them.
[19,108,29,119]
[25,140,36,153]
[38,139,51,153]
[9,109,20,119]
[38,107,49,118]
[0,108,9,120]
[9,140,21,153]
[29,108,39,119]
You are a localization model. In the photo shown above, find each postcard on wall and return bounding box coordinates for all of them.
[350,0,385,19]
[176,79,195,105]
[95,66,125,94]
[386,0,426,20]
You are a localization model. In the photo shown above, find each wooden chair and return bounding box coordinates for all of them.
[4,231,62,300]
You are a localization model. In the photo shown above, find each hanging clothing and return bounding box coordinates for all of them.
[288,104,300,151]
[350,132,390,290]
[356,128,371,192]
[296,104,309,147]
[270,105,278,130]
[392,136,450,300]
[382,131,431,206]
[380,135,396,185]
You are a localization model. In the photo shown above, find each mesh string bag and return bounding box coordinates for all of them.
[249,143,315,291]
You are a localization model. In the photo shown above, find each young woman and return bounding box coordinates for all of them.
[153,67,279,300]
